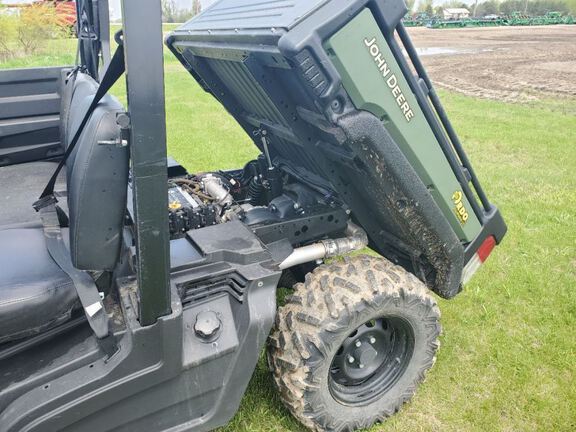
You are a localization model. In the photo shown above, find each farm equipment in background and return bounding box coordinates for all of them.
[473,17,507,27]
[402,12,431,27]
[409,10,575,29]
[506,11,532,25]
[429,16,507,28]
[532,11,575,25]
[504,11,575,26]
[427,18,469,28]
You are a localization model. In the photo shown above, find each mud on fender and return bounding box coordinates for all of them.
[334,110,464,299]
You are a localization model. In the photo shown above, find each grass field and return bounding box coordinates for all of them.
[1,35,575,432]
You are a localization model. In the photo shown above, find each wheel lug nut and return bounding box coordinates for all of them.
[348,356,355,364]
[369,337,376,344]
[355,340,362,348]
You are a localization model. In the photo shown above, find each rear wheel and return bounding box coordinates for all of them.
[268,255,441,432]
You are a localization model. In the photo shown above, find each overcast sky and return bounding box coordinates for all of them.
[3,0,479,20]
[107,0,216,20]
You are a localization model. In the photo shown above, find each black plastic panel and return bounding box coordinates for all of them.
[0,67,67,166]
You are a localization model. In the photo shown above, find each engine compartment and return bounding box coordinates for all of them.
[168,155,350,246]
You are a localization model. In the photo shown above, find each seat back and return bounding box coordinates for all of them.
[59,72,99,151]
[61,73,101,181]
[64,75,129,271]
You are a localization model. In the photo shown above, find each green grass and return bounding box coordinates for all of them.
[167,53,576,432]
[216,92,576,432]
[0,38,76,69]
[2,35,575,432]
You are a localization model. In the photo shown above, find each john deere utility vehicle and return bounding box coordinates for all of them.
[0,0,506,431]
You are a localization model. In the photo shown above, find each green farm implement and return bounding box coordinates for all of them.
[416,11,575,29]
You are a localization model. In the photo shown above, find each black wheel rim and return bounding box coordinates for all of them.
[328,316,415,406]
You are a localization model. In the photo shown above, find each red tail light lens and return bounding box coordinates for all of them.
[477,236,496,263]
[462,235,497,285]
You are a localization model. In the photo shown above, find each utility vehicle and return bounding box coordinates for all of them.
[0,0,506,431]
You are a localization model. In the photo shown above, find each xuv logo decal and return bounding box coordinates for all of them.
[452,191,470,225]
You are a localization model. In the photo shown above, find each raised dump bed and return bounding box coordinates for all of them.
[167,0,506,299]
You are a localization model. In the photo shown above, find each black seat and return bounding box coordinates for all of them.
[0,89,128,343]
[0,228,77,344]
[60,72,100,150]
[0,161,66,226]
[0,72,99,227]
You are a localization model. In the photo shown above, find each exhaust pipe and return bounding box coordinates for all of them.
[279,223,368,270]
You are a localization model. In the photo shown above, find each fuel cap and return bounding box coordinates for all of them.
[194,311,221,340]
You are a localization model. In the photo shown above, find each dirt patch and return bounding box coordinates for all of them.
[406,25,576,104]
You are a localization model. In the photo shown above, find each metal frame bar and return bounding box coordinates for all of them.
[96,0,111,71]
[75,0,111,78]
[395,24,492,215]
[76,0,98,77]
[121,0,171,325]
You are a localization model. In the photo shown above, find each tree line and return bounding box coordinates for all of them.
[162,0,202,23]
[0,3,71,61]
[406,0,576,17]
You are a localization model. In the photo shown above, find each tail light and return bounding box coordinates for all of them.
[462,236,497,285]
